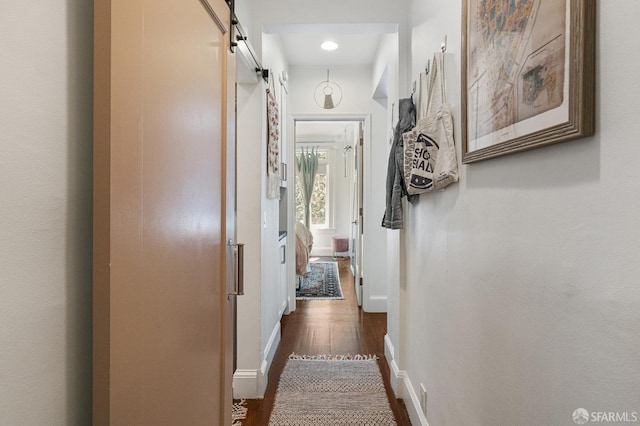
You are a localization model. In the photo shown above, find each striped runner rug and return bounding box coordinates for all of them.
[268,354,397,425]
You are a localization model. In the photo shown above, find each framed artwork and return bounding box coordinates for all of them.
[461,0,596,163]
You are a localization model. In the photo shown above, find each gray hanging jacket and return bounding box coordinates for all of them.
[382,97,416,229]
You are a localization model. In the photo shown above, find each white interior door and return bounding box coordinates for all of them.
[351,122,364,306]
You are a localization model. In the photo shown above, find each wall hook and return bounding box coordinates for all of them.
[425,59,431,74]
[441,34,447,53]
[259,68,269,82]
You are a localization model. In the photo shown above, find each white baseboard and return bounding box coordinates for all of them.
[232,369,259,399]
[310,247,333,257]
[278,299,287,318]
[364,295,387,313]
[384,334,429,426]
[311,249,353,258]
[233,321,282,399]
[384,334,400,393]
[260,319,281,394]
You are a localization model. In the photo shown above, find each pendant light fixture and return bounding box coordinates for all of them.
[314,69,342,110]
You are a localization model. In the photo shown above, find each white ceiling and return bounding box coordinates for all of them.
[264,23,397,67]
[279,33,382,66]
[263,24,395,140]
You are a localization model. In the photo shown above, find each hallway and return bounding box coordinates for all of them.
[241,258,411,425]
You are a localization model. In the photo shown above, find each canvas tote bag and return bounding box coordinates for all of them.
[404,52,458,195]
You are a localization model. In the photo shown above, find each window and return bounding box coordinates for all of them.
[295,149,331,229]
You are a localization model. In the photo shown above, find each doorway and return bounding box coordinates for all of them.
[293,119,365,306]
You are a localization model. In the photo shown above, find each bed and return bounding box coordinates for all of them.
[295,221,313,277]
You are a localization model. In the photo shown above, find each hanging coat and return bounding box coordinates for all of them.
[382,97,416,229]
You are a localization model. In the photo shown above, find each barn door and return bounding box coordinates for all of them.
[93,0,236,424]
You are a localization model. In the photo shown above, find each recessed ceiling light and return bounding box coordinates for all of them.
[321,41,339,51]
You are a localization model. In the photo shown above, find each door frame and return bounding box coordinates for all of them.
[287,113,371,313]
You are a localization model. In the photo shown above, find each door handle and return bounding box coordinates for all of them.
[229,242,244,296]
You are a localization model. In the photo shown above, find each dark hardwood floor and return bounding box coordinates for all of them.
[239,257,412,425]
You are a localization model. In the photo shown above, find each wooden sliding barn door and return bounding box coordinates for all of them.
[93,0,236,424]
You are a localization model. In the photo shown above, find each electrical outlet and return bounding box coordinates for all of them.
[420,383,428,416]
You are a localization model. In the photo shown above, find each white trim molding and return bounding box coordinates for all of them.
[233,321,282,399]
[287,113,372,315]
[310,247,334,257]
[232,369,260,399]
[261,318,282,394]
[364,295,388,313]
[384,333,401,392]
[384,334,430,426]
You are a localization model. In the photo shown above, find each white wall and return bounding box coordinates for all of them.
[250,0,408,56]
[0,1,93,424]
[235,79,265,397]
[288,66,389,313]
[387,1,640,425]
[234,0,253,41]
[234,32,290,399]
[260,32,290,375]
[371,29,405,385]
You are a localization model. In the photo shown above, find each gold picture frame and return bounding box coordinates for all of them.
[461,0,595,163]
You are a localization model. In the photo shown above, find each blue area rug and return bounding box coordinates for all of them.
[296,261,343,300]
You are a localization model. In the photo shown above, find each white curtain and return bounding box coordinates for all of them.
[296,147,319,229]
